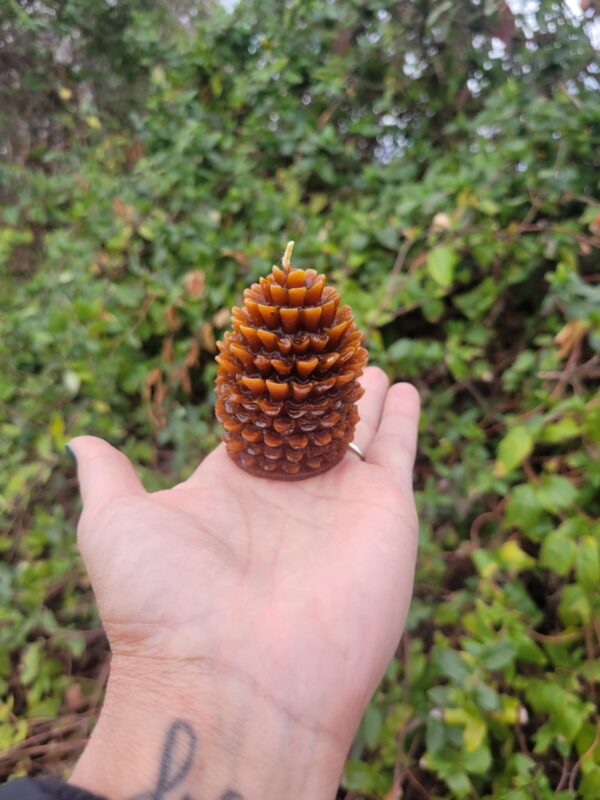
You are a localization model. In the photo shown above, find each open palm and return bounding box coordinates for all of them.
[69,367,420,767]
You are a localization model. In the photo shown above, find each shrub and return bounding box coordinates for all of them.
[1,0,599,795]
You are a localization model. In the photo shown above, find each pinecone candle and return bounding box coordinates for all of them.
[215,241,368,480]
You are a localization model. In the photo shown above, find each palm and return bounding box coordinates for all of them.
[72,368,419,740]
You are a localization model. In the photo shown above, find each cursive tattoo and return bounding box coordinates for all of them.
[126,719,244,800]
[128,720,198,800]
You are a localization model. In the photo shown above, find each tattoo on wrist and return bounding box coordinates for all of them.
[126,719,244,800]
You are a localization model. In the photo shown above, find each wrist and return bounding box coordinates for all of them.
[70,655,349,800]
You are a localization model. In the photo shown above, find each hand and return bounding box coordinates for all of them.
[68,367,420,800]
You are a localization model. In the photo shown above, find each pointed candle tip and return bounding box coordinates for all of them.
[282,240,295,270]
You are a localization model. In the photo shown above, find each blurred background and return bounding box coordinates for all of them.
[1,0,599,796]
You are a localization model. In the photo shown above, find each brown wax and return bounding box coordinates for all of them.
[215,242,368,480]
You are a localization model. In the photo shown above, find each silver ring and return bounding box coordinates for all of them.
[348,441,366,461]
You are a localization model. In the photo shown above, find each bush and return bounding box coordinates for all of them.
[1,0,599,796]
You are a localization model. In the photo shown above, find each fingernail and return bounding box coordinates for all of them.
[65,444,77,464]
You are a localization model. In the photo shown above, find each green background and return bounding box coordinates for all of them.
[1,0,599,796]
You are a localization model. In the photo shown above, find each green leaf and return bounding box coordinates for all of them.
[540,417,581,443]
[580,661,600,682]
[426,717,446,753]
[558,584,591,625]
[463,715,487,752]
[20,642,41,686]
[435,648,471,683]
[375,226,400,250]
[575,536,600,591]
[0,718,27,751]
[513,634,547,666]
[540,528,577,576]
[445,769,471,797]
[580,766,600,800]
[138,223,155,240]
[536,475,578,512]
[504,484,547,536]
[343,759,379,792]
[427,245,458,289]
[495,427,534,476]
[474,685,500,712]
[445,706,469,726]
[461,744,492,774]
[472,548,498,578]
[479,640,517,670]
[497,540,535,572]
[361,704,383,749]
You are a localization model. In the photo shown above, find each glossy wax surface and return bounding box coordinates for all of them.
[215,246,368,479]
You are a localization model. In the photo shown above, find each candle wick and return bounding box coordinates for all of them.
[282,240,295,270]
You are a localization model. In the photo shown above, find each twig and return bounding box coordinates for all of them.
[539,356,599,382]
[470,498,506,545]
[515,723,531,757]
[110,292,154,352]
[371,237,421,324]
[569,724,600,793]
[569,760,581,793]
[555,758,570,792]
[530,630,581,643]
[405,768,432,799]
[391,238,414,279]
[457,380,498,421]
[1,737,89,765]
[14,710,97,749]
[515,223,600,249]
[522,459,539,484]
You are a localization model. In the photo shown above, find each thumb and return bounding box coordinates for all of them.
[67,435,146,513]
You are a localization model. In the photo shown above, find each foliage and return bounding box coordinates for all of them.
[1,0,600,795]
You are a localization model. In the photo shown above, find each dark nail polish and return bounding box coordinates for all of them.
[65,444,77,464]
